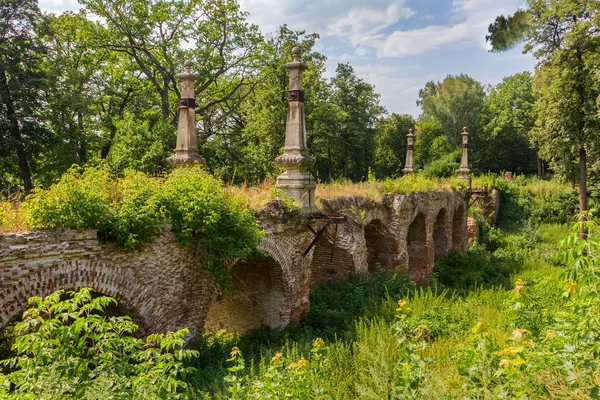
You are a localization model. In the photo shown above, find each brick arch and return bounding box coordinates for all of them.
[204,254,287,332]
[433,208,449,261]
[364,219,398,273]
[452,203,466,252]
[0,260,158,333]
[309,226,355,285]
[407,212,428,277]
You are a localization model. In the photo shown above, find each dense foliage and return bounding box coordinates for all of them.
[3,0,600,199]
[0,288,198,399]
[180,179,600,398]
[21,165,262,288]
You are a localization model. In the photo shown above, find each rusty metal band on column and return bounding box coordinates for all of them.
[288,90,305,102]
[179,98,196,108]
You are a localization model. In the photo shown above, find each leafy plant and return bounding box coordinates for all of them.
[0,288,198,399]
[162,166,263,289]
[19,165,263,289]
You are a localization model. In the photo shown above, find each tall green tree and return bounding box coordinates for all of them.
[0,0,48,194]
[80,0,265,126]
[417,74,486,148]
[476,72,539,175]
[202,26,326,184]
[373,113,415,179]
[488,0,600,238]
[331,63,383,181]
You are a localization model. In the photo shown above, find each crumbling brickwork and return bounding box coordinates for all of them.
[0,191,468,337]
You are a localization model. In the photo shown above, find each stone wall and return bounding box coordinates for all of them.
[0,190,468,338]
[314,191,467,283]
[0,229,213,338]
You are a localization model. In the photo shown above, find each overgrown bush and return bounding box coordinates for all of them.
[20,165,263,288]
[0,288,198,399]
[382,173,464,194]
[23,165,115,233]
[422,151,460,179]
[0,202,20,232]
[163,167,263,289]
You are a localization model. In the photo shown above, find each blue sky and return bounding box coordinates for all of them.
[39,0,536,117]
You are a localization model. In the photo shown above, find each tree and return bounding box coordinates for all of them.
[0,0,48,194]
[331,63,384,181]
[373,113,415,179]
[476,72,539,175]
[488,0,600,238]
[202,26,326,184]
[80,0,265,126]
[486,10,531,53]
[413,119,444,170]
[417,74,486,148]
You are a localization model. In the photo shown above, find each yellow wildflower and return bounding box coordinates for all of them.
[396,299,412,313]
[313,337,325,349]
[563,280,579,296]
[271,352,283,364]
[230,346,242,358]
[472,318,488,334]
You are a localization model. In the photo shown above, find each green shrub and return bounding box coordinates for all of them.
[433,244,521,292]
[109,170,165,249]
[20,165,263,289]
[163,167,263,289]
[23,165,114,232]
[0,202,20,232]
[422,151,460,179]
[0,288,198,399]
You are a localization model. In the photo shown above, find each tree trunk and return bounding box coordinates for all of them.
[343,150,349,179]
[535,150,543,177]
[579,146,588,240]
[0,70,33,194]
[161,86,170,121]
[327,147,333,182]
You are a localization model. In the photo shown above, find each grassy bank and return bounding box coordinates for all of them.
[186,177,599,399]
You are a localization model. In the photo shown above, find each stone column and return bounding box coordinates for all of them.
[275,47,316,213]
[167,60,206,166]
[457,127,471,183]
[402,129,415,175]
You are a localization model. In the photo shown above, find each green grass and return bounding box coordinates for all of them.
[186,212,574,398]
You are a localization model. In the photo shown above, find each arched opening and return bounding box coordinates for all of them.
[0,260,154,337]
[452,204,466,252]
[433,209,448,261]
[407,213,427,275]
[204,255,286,333]
[0,289,146,364]
[364,219,397,273]
[0,315,21,363]
[310,230,354,286]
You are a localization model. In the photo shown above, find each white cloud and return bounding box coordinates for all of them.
[379,23,470,57]
[327,1,416,48]
[369,0,523,58]
[39,0,81,13]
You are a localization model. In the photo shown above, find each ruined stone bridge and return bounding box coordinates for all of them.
[0,191,467,339]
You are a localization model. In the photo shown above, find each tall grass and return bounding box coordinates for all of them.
[185,174,591,398]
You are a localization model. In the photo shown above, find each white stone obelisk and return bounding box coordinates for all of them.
[275,47,316,213]
[457,127,471,183]
[167,60,205,166]
[402,128,415,175]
